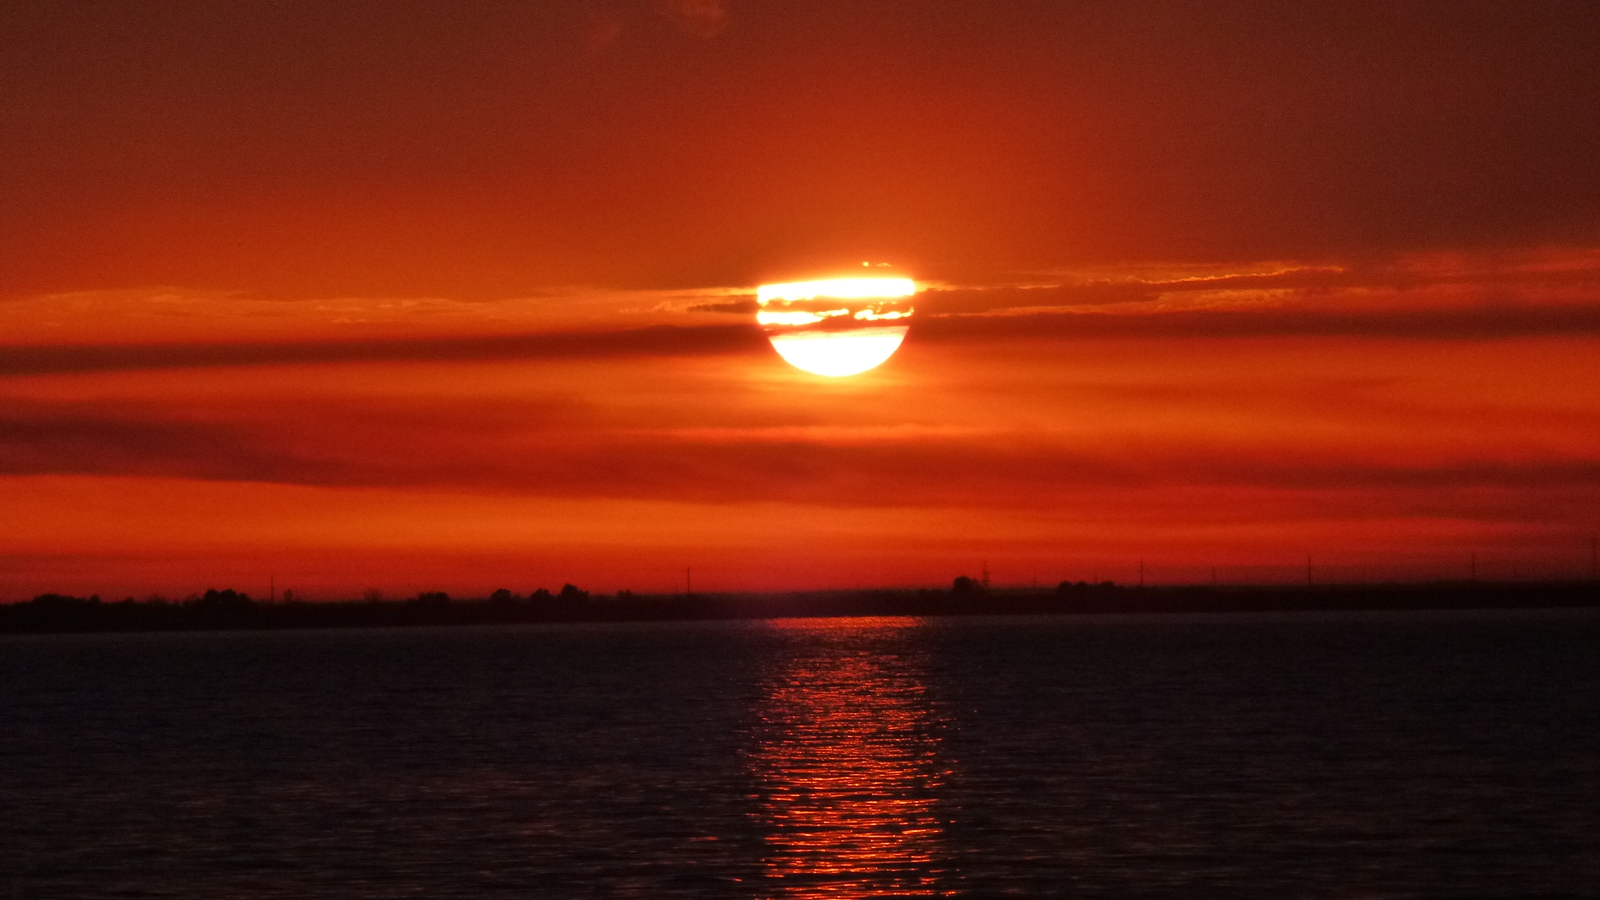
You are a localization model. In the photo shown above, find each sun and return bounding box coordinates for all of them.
[755,276,917,377]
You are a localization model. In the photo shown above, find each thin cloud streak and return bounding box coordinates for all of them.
[10,301,1600,378]
[0,324,764,377]
[923,248,1600,314]
[6,402,1599,509]
[916,304,1600,342]
[6,247,1600,376]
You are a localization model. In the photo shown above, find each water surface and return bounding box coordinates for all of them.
[2,610,1597,897]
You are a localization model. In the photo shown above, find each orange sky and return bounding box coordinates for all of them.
[4,2,1600,599]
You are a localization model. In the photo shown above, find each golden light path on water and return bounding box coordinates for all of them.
[748,617,950,897]
[756,278,917,377]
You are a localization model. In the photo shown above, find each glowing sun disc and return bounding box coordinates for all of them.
[768,326,910,377]
[757,276,916,376]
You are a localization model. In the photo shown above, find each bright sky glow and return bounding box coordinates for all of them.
[767,326,910,377]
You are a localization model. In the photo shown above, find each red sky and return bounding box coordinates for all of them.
[4,1,1600,598]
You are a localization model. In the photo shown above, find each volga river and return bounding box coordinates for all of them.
[3,610,1597,897]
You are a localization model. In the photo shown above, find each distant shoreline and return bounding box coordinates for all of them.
[3,581,1598,635]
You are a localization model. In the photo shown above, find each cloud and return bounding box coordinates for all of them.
[909,248,1600,339]
[585,0,729,49]
[5,399,1599,515]
[912,304,1600,342]
[921,267,1351,315]
[687,299,759,314]
[9,295,1600,381]
[925,249,1600,316]
[0,324,766,377]
[7,246,1600,380]
[654,0,730,38]
[0,405,333,486]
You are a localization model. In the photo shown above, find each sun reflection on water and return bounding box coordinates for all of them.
[748,617,952,898]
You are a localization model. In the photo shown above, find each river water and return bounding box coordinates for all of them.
[2,610,1597,897]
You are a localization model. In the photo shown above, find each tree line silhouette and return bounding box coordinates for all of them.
[1,577,1596,634]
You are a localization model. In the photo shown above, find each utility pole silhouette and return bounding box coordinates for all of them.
[981,562,990,590]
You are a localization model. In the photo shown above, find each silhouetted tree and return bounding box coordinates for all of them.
[416,591,450,605]
[362,588,384,603]
[951,575,984,595]
[489,588,515,604]
[559,584,589,601]
[31,593,98,608]
[530,588,553,601]
[196,588,253,609]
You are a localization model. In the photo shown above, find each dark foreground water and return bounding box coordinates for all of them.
[2,611,1598,898]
